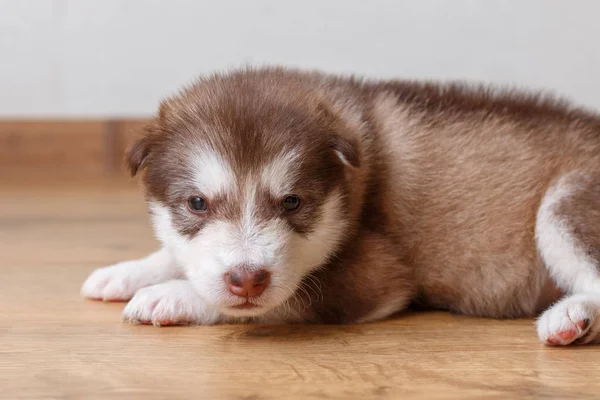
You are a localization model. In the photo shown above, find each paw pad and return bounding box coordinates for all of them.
[557,329,577,341]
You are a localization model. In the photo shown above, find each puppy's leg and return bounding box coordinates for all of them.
[81,248,183,301]
[536,172,600,345]
[122,280,222,326]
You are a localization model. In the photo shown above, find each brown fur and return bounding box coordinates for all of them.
[127,66,600,323]
[129,73,359,239]
[296,230,416,324]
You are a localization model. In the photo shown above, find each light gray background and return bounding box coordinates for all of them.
[1,0,598,117]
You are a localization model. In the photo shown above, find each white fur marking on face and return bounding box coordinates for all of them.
[535,174,600,293]
[224,181,290,270]
[287,190,349,271]
[241,179,259,244]
[260,150,301,196]
[189,148,235,197]
[149,202,187,249]
[217,191,348,318]
[147,170,349,319]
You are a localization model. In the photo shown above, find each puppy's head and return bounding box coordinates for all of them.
[127,69,361,317]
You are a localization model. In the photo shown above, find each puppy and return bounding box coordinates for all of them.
[82,66,600,345]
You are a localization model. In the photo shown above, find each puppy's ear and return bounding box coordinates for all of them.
[317,103,361,168]
[330,134,360,168]
[125,120,161,177]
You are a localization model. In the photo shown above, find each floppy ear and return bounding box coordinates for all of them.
[316,103,361,168]
[329,134,360,168]
[126,99,176,176]
[125,120,161,177]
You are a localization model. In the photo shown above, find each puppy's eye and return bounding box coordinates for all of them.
[282,195,301,212]
[188,196,208,213]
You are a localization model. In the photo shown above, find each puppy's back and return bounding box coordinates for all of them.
[328,76,600,318]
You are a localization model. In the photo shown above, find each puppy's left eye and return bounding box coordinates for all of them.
[282,195,301,211]
[188,196,208,213]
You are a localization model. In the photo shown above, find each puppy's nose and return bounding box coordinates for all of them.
[224,268,270,298]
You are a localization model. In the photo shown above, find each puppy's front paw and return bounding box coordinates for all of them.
[82,250,179,302]
[537,293,600,345]
[122,280,221,326]
[81,261,149,301]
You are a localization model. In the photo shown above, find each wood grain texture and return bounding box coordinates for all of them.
[111,119,150,173]
[0,119,151,179]
[0,180,599,400]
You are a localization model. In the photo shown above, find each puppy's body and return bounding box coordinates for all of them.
[82,67,600,345]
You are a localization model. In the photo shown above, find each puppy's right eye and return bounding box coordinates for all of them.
[282,195,301,212]
[188,196,208,213]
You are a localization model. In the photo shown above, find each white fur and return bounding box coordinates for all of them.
[535,174,600,293]
[536,292,600,345]
[81,248,181,301]
[239,179,263,256]
[149,202,188,252]
[189,147,235,197]
[122,280,222,326]
[87,145,349,323]
[260,150,300,196]
[284,191,349,275]
[357,298,407,323]
[148,189,348,319]
[333,150,352,167]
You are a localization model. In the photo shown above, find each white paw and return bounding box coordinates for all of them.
[82,250,180,302]
[537,293,600,345]
[122,280,221,326]
[81,262,144,301]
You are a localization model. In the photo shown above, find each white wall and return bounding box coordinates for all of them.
[1,0,600,118]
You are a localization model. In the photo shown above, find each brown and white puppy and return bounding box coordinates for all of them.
[82,67,600,346]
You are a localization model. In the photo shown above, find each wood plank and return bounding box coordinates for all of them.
[0,120,109,177]
[113,119,151,173]
[0,119,152,179]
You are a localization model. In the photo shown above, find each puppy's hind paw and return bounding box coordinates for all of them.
[537,293,600,345]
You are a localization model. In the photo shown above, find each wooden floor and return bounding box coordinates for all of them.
[1,179,599,400]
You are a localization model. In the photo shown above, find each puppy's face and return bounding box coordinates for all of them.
[127,72,359,317]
